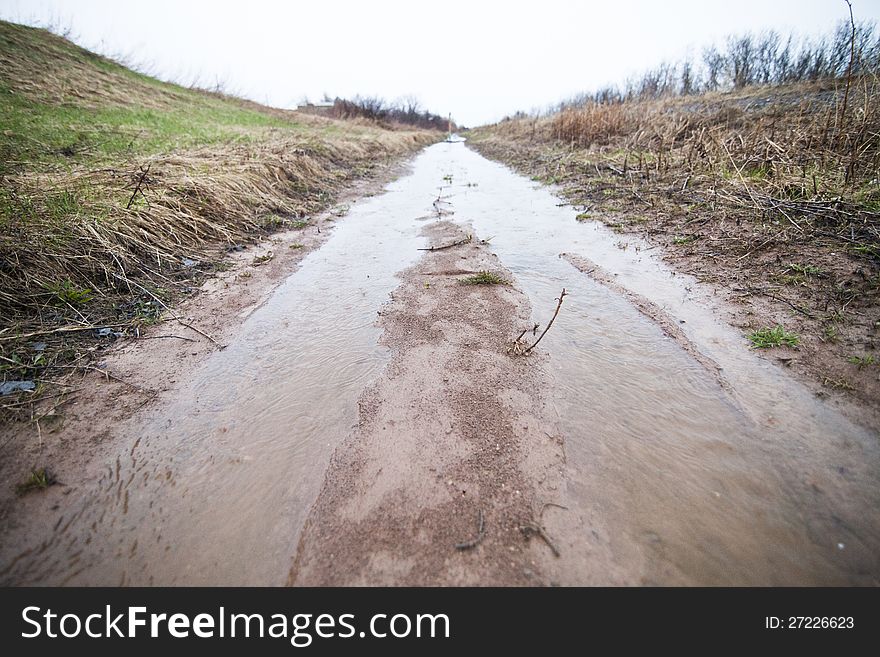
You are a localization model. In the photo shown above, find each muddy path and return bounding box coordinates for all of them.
[289,219,565,585]
[2,142,879,585]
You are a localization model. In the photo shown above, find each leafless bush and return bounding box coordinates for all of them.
[560,20,880,107]
[311,96,453,132]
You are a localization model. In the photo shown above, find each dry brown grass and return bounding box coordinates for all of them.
[1,132,429,317]
[475,78,880,242]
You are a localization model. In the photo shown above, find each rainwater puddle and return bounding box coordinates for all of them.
[441,142,879,584]
[5,142,878,585]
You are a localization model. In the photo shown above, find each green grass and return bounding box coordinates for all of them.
[460,271,508,286]
[15,468,55,495]
[45,279,93,305]
[851,244,880,259]
[778,262,825,285]
[673,235,696,245]
[847,354,877,369]
[45,189,81,218]
[0,90,296,170]
[786,263,823,277]
[823,324,839,343]
[748,325,800,348]
[0,20,354,173]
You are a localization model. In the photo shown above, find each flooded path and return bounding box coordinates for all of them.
[3,142,878,585]
[2,161,432,585]
[442,144,880,584]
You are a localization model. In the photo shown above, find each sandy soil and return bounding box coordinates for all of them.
[289,220,570,585]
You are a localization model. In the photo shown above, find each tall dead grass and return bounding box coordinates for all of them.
[0,131,430,324]
[511,77,880,213]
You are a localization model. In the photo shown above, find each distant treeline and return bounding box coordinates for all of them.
[301,96,455,132]
[548,20,880,111]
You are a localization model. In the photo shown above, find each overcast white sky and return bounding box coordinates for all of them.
[1,0,877,126]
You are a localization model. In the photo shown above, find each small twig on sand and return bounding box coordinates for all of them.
[135,334,197,342]
[540,501,569,516]
[518,501,567,557]
[455,509,486,550]
[509,289,568,355]
[520,521,561,557]
[512,323,541,345]
[418,235,472,251]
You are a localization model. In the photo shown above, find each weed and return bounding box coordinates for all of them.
[261,213,286,228]
[823,325,839,343]
[787,263,824,277]
[460,271,508,286]
[851,244,880,259]
[252,252,274,266]
[45,279,93,306]
[823,376,855,391]
[575,212,592,222]
[15,468,56,495]
[748,325,800,348]
[673,235,696,245]
[778,263,825,285]
[290,220,309,229]
[132,298,163,324]
[45,190,80,219]
[847,354,877,369]
[289,243,304,250]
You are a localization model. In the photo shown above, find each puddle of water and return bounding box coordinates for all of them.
[3,154,445,586]
[5,142,878,586]
[439,142,880,584]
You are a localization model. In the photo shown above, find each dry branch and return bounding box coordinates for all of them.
[418,235,472,251]
[509,289,568,355]
[455,509,486,550]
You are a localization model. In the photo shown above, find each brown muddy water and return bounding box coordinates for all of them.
[3,142,878,585]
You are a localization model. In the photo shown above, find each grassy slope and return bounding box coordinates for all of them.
[0,21,436,412]
[468,82,880,417]
[0,22,308,168]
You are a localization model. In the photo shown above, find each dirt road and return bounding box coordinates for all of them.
[2,142,878,585]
